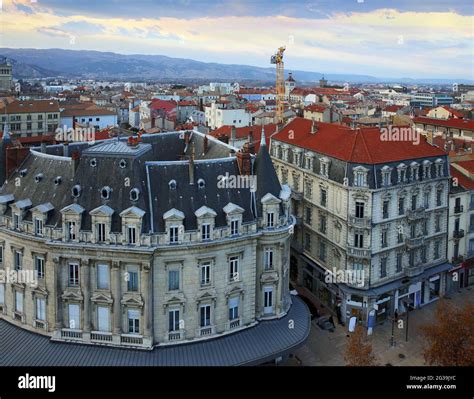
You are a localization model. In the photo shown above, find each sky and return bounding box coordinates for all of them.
[0,0,473,79]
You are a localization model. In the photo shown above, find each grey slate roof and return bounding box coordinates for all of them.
[0,296,310,367]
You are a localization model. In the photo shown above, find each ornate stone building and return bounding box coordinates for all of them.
[271,118,451,327]
[0,127,305,356]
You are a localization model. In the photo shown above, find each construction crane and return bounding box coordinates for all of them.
[271,46,286,124]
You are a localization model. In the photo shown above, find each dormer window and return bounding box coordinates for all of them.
[13,213,20,230]
[435,159,444,177]
[397,164,407,183]
[201,223,211,240]
[101,186,112,200]
[230,219,239,235]
[67,221,77,240]
[35,173,43,183]
[169,226,179,244]
[119,159,127,169]
[410,162,419,181]
[353,166,368,187]
[130,188,140,201]
[127,226,137,244]
[20,169,28,177]
[304,154,314,170]
[266,211,275,228]
[71,185,81,198]
[34,218,43,236]
[90,158,97,167]
[423,161,431,179]
[198,179,205,189]
[169,180,177,190]
[381,166,392,186]
[319,157,330,178]
[54,176,62,186]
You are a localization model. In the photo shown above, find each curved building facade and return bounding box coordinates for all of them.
[0,129,297,351]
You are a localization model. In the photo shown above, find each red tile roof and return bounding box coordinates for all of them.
[455,160,474,174]
[441,106,465,118]
[450,166,474,190]
[272,117,446,164]
[304,104,327,113]
[413,117,474,131]
[149,98,177,113]
[211,124,277,141]
[383,105,404,113]
[0,99,60,114]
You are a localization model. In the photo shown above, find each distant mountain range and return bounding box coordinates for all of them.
[0,48,472,85]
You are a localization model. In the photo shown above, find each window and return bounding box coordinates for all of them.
[36,298,46,320]
[169,226,179,243]
[436,188,443,207]
[229,256,239,281]
[38,121,43,129]
[421,246,427,263]
[128,309,140,334]
[0,246,3,264]
[264,248,274,270]
[319,240,326,261]
[68,303,80,329]
[13,214,20,230]
[67,221,76,240]
[382,169,391,186]
[410,223,416,238]
[397,227,404,243]
[229,297,239,320]
[398,197,405,216]
[266,212,275,228]
[355,202,364,218]
[230,219,239,235]
[304,180,312,199]
[168,270,180,291]
[435,214,441,232]
[305,206,312,224]
[320,187,327,207]
[35,257,45,279]
[354,233,364,248]
[127,270,138,291]
[97,306,110,332]
[200,262,211,285]
[15,291,24,313]
[380,257,387,278]
[424,191,430,208]
[398,166,407,183]
[97,223,106,242]
[434,241,440,259]
[200,305,211,327]
[396,253,403,272]
[97,264,109,290]
[320,214,327,234]
[264,287,273,310]
[69,263,79,286]
[27,122,32,130]
[383,200,389,219]
[0,284,4,305]
[320,159,329,177]
[34,218,43,236]
[169,309,180,332]
[353,262,363,272]
[304,233,311,251]
[14,251,22,271]
[127,226,137,245]
[381,230,388,248]
[201,223,211,240]
[411,195,417,211]
[409,251,415,267]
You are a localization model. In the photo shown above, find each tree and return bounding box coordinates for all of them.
[419,300,474,366]
[345,325,378,366]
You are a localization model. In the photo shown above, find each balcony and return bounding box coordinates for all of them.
[405,264,424,277]
[61,328,83,340]
[347,246,371,260]
[406,207,426,221]
[405,237,424,249]
[454,204,464,214]
[120,334,143,346]
[229,319,241,329]
[348,216,371,229]
[453,229,465,239]
[91,331,113,342]
[168,331,183,341]
[198,326,215,337]
[451,255,464,265]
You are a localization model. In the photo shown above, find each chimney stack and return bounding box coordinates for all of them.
[189,142,195,184]
[203,134,209,154]
[311,119,318,134]
[231,126,237,144]
[247,130,255,154]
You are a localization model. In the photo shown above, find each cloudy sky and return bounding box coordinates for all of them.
[0,0,472,79]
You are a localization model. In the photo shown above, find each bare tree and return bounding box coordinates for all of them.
[345,325,378,366]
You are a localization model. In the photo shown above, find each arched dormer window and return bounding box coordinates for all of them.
[353,166,368,187]
[422,160,432,179]
[435,158,444,177]
[381,165,392,187]
[410,162,419,181]
[397,163,407,184]
[319,157,330,178]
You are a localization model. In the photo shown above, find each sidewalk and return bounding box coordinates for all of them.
[288,287,474,366]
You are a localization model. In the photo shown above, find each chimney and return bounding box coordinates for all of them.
[203,134,209,154]
[231,126,237,144]
[247,130,255,154]
[311,119,318,134]
[189,142,195,184]
[71,151,80,174]
[427,130,433,145]
[63,142,69,157]
[236,149,251,175]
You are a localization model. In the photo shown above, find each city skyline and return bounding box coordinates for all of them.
[0,0,472,80]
